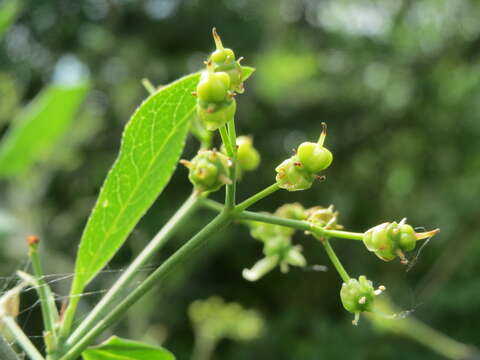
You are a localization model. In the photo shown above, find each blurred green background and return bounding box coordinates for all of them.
[1,0,480,359]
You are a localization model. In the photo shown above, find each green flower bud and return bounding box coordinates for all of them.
[181,150,231,193]
[340,275,386,325]
[274,203,307,221]
[297,122,333,174]
[236,136,260,171]
[197,98,236,131]
[363,219,439,263]
[275,155,314,191]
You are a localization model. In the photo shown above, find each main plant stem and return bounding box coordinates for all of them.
[64,193,201,349]
[60,212,232,360]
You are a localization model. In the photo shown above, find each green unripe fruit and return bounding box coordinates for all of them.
[297,141,333,174]
[340,276,375,314]
[197,70,230,103]
[275,156,314,191]
[185,150,230,193]
[398,224,416,252]
[211,48,235,65]
[363,221,419,262]
[197,99,236,131]
[236,136,260,171]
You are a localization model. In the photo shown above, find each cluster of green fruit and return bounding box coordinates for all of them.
[276,123,333,191]
[182,136,260,193]
[194,28,247,131]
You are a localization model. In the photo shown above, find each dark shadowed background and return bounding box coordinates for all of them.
[1,0,480,359]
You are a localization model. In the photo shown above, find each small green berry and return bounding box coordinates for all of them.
[297,141,333,174]
[236,136,260,171]
[275,156,314,191]
[182,150,231,193]
[197,70,231,103]
[211,48,235,65]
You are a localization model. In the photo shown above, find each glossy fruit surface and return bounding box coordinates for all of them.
[297,141,333,174]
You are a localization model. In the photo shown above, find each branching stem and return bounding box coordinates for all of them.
[60,212,232,360]
[64,193,201,349]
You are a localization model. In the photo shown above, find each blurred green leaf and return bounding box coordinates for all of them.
[0,0,22,38]
[82,336,175,360]
[0,83,89,177]
[0,335,19,360]
[70,73,199,296]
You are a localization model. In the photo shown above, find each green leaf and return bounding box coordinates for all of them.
[82,336,175,360]
[241,66,255,82]
[0,335,19,360]
[0,0,22,38]
[0,83,89,177]
[70,73,200,297]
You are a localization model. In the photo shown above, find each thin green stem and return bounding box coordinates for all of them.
[60,212,232,360]
[29,242,58,348]
[238,211,312,232]
[2,317,45,360]
[219,126,233,155]
[316,228,364,241]
[367,298,476,360]
[321,239,350,283]
[201,198,225,213]
[235,183,280,212]
[64,193,201,349]
[141,78,156,94]
[227,118,238,209]
[219,125,235,209]
[204,203,365,241]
